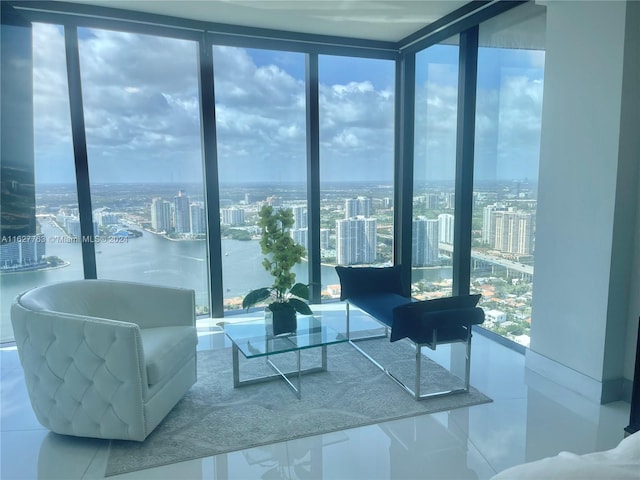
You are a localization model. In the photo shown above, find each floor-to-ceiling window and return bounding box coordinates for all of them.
[77,28,211,315]
[411,37,459,300]
[471,2,546,347]
[318,55,395,299]
[0,23,82,342]
[212,46,307,311]
[0,1,543,350]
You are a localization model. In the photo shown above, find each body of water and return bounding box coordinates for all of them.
[1,221,450,342]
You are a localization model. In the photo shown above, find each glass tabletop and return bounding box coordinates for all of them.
[224,315,348,359]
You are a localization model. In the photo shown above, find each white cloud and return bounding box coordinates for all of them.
[31,25,546,186]
[413,80,459,182]
[32,25,396,184]
[476,71,544,181]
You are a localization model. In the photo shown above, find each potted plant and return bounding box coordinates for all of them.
[242,205,312,335]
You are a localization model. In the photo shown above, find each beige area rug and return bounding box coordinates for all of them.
[106,338,491,476]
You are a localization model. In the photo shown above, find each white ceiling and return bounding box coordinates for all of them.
[60,0,471,42]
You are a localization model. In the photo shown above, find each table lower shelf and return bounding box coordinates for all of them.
[231,343,328,399]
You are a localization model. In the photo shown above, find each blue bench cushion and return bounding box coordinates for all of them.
[335,265,405,301]
[348,293,412,329]
[348,291,484,344]
[337,265,485,345]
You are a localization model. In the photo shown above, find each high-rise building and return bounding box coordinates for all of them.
[93,208,119,226]
[65,219,99,238]
[482,204,504,244]
[221,207,245,226]
[174,190,191,234]
[292,205,307,229]
[491,210,535,254]
[190,203,206,234]
[444,192,455,209]
[151,197,173,232]
[426,193,439,209]
[320,228,330,251]
[0,234,46,270]
[336,217,377,265]
[345,196,371,219]
[412,217,439,266]
[290,228,308,252]
[438,213,454,244]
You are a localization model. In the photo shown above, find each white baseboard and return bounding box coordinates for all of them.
[525,349,625,404]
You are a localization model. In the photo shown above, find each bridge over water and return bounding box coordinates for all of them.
[438,243,534,281]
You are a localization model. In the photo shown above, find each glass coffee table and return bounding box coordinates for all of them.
[223,315,347,398]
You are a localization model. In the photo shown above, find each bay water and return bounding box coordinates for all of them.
[1,221,450,342]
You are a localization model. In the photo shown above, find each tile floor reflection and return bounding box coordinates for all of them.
[1,306,630,479]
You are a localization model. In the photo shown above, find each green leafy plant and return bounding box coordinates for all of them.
[242,205,312,316]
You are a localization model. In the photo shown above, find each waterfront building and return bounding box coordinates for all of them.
[151,198,173,233]
[221,207,245,226]
[67,219,81,237]
[292,206,307,229]
[94,209,119,226]
[173,190,191,234]
[438,213,454,244]
[290,228,308,252]
[336,216,376,265]
[412,217,439,267]
[59,207,79,217]
[65,218,98,238]
[0,234,46,270]
[56,213,73,229]
[190,203,206,234]
[320,228,330,251]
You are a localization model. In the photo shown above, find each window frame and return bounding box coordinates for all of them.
[2,1,531,352]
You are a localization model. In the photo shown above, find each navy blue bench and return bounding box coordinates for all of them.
[336,265,485,400]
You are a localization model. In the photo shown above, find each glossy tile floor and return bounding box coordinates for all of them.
[1,306,631,480]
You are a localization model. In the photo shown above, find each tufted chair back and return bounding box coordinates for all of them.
[11,279,197,441]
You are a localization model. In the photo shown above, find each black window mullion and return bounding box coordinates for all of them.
[395,52,415,296]
[306,53,321,304]
[199,34,224,318]
[452,26,479,297]
[64,26,96,279]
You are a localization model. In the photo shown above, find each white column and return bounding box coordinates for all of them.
[528,0,640,403]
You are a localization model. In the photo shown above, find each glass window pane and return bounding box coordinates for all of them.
[318,55,395,300]
[472,3,546,347]
[212,47,307,311]
[1,23,83,342]
[77,29,210,315]
[412,38,459,300]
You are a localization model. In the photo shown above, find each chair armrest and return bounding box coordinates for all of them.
[391,303,485,342]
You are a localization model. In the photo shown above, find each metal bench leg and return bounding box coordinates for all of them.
[415,344,422,400]
[464,328,472,392]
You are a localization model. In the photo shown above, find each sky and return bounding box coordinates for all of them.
[31,22,544,186]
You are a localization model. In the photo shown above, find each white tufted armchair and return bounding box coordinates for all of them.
[10,279,198,442]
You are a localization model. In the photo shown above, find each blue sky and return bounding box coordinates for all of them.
[31,24,544,186]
